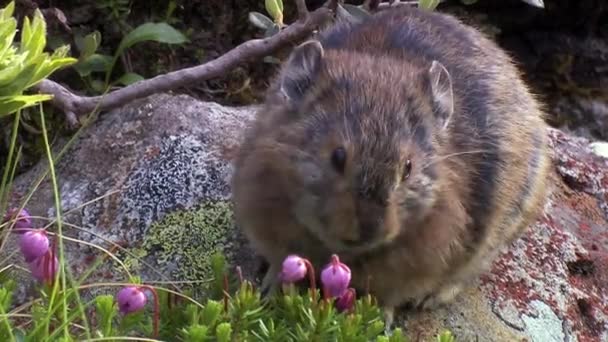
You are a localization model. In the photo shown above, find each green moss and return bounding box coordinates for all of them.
[124,201,236,282]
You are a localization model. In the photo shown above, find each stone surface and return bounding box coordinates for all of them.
[403,127,608,342]
[2,94,607,341]
[3,93,259,302]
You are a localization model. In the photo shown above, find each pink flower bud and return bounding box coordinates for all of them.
[321,254,351,298]
[280,254,308,283]
[19,229,50,262]
[117,286,147,314]
[28,252,59,283]
[335,288,356,312]
[3,208,33,233]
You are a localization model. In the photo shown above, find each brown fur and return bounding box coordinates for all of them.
[231,6,551,325]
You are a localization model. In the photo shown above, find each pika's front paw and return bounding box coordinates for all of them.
[416,282,464,311]
[260,263,281,297]
[383,306,396,334]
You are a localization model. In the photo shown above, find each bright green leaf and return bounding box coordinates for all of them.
[51,44,71,59]
[265,0,284,25]
[0,62,37,96]
[0,56,25,87]
[0,1,15,20]
[215,322,232,342]
[0,18,17,58]
[27,56,77,89]
[0,94,52,117]
[419,0,441,10]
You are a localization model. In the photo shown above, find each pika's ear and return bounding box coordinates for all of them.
[427,60,454,130]
[279,40,324,103]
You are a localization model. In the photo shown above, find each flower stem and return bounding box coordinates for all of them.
[303,259,317,302]
[236,266,243,284]
[223,273,229,313]
[141,285,160,338]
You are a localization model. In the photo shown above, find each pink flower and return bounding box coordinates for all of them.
[19,229,49,262]
[3,208,32,233]
[321,254,351,298]
[280,254,308,283]
[28,252,59,283]
[335,288,356,312]
[116,286,147,314]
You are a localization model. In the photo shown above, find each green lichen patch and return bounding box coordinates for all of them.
[124,201,237,283]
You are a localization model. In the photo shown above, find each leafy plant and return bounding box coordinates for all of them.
[72,22,188,93]
[0,1,77,118]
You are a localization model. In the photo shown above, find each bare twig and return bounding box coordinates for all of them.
[34,2,334,121]
[295,0,309,20]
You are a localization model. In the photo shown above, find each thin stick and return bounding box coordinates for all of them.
[34,1,334,122]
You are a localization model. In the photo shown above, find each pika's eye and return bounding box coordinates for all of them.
[402,159,412,180]
[331,147,347,173]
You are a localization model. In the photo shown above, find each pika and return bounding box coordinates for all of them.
[232,5,551,325]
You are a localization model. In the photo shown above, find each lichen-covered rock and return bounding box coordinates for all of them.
[3,94,607,341]
[4,93,259,302]
[402,128,608,342]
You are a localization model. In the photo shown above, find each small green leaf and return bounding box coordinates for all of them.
[0,1,15,20]
[201,300,222,327]
[249,11,275,30]
[0,94,52,117]
[0,56,25,87]
[0,18,17,58]
[115,22,187,58]
[437,330,456,342]
[0,62,37,96]
[77,31,101,61]
[265,0,284,25]
[106,22,187,86]
[215,322,232,342]
[419,0,441,10]
[184,324,209,342]
[74,53,113,77]
[114,72,144,86]
[51,44,71,59]
[95,295,117,337]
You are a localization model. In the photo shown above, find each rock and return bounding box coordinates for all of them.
[403,127,608,341]
[4,93,259,303]
[3,94,607,341]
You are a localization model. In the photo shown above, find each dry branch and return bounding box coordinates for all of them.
[34,1,335,123]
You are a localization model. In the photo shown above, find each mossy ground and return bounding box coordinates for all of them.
[123,200,236,284]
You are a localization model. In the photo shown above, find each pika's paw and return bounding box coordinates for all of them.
[260,263,281,297]
[416,282,464,310]
[383,306,396,334]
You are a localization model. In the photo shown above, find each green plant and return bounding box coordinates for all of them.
[0,1,76,118]
[72,22,188,93]
[0,245,462,341]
